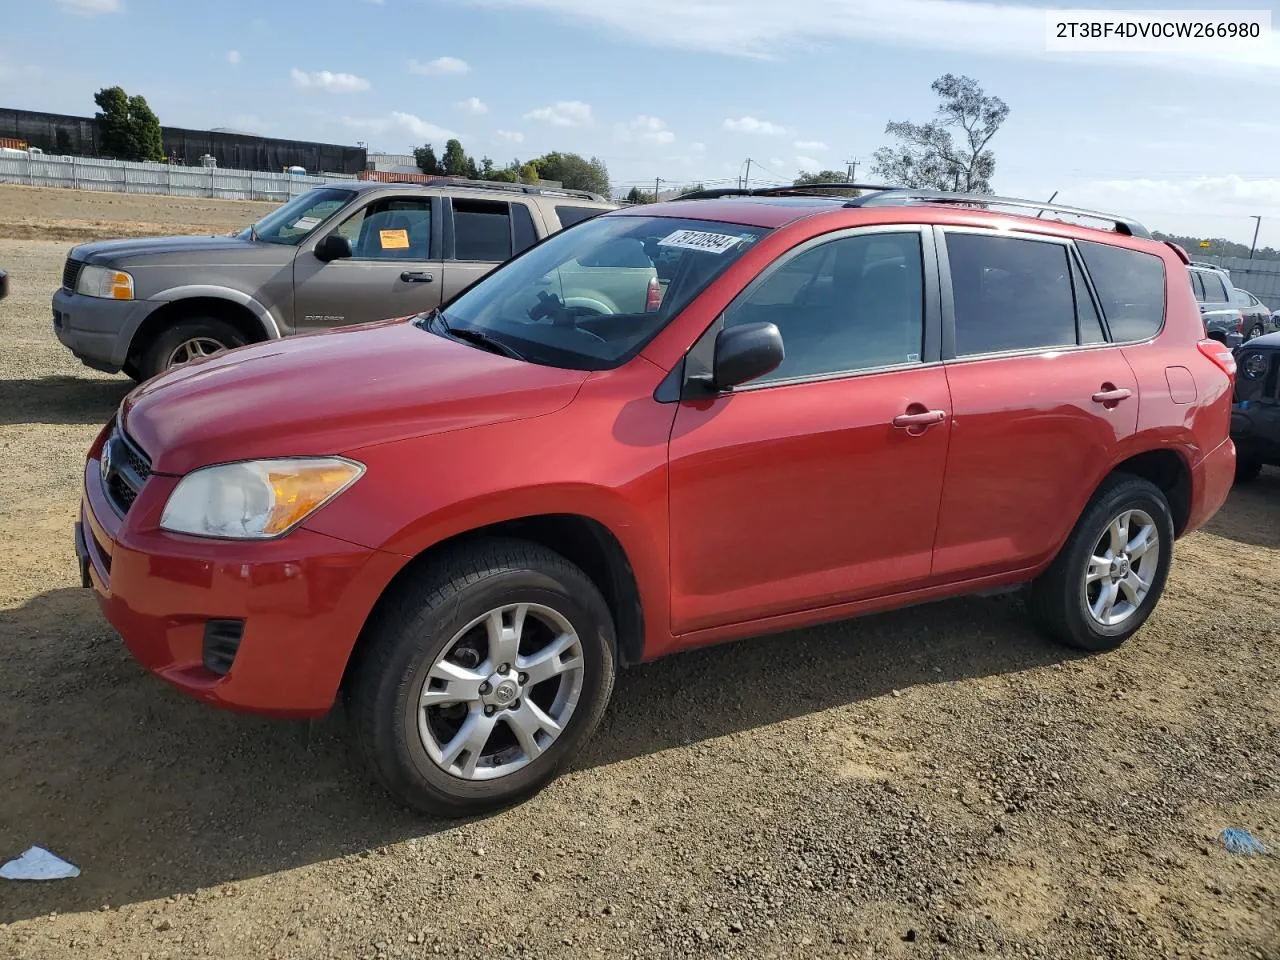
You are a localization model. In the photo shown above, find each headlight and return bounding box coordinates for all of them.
[160,458,364,539]
[76,265,134,300]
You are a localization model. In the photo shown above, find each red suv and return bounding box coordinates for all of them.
[76,187,1237,815]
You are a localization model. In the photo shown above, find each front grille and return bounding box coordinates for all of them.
[62,258,84,292]
[101,424,152,516]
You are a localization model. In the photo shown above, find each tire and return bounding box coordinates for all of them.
[1248,323,1265,341]
[1028,474,1175,652]
[137,316,246,381]
[1236,458,1263,483]
[348,538,617,817]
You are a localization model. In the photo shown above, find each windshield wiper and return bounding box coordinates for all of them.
[423,309,524,361]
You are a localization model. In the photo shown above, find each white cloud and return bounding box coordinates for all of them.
[56,0,120,13]
[291,68,371,93]
[409,56,471,75]
[525,100,593,127]
[495,129,525,143]
[455,96,489,114]
[342,112,457,141]
[1072,175,1280,219]
[795,154,822,170]
[794,139,827,151]
[226,50,241,66]
[724,116,787,136]
[615,114,675,144]
[454,0,1280,80]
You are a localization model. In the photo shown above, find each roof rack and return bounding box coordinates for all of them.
[848,189,1151,239]
[676,182,896,200]
[370,175,606,202]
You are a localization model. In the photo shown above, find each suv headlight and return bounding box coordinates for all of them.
[76,265,134,300]
[160,458,364,539]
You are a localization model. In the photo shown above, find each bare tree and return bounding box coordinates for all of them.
[872,74,1009,193]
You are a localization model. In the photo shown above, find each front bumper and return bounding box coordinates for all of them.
[78,448,407,717]
[1232,401,1280,465]
[52,287,159,373]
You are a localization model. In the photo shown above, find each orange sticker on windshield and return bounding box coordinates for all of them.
[379,229,409,250]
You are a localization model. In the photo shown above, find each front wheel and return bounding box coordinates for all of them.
[348,539,616,817]
[1029,475,1174,652]
[138,317,246,381]
[1248,323,1265,341]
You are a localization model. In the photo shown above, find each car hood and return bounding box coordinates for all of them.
[121,319,590,475]
[72,234,280,265]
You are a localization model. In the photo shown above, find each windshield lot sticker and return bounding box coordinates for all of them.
[657,230,743,255]
[293,216,322,230]
[379,229,410,250]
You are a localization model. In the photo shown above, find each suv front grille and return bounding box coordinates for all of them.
[62,258,84,292]
[101,424,152,516]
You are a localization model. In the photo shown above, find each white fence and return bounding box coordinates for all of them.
[0,152,346,202]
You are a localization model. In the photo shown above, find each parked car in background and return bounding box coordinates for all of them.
[0,267,8,300]
[52,179,616,381]
[1188,263,1244,347]
[77,186,1236,816]
[1232,287,1275,341]
[1232,331,1280,481]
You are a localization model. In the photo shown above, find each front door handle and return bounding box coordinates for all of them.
[400,271,435,283]
[892,409,947,431]
[1091,386,1132,405]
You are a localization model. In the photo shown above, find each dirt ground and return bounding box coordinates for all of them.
[0,186,1278,960]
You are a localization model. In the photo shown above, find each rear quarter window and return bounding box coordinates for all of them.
[555,205,606,229]
[1076,240,1167,342]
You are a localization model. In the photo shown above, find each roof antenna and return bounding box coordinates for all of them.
[1036,191,1059,218]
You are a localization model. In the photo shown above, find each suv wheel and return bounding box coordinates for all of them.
[348,539,616,817]
[138,317,246,381]
[1248,323,1265,341]
[1029,475,1174,652]
[1236,458,1263,483]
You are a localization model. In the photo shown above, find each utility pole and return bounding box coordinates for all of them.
[743,158,752,190]
[1250,215,1262,259]
[845,158,859,182]
[654,176,661,203]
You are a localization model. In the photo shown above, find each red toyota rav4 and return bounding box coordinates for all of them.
[77,187,1237,815]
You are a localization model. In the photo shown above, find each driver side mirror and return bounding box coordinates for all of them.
[711,321,784,390]
[314,233,353,263]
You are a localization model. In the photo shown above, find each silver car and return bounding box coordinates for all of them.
[52,180,615,381]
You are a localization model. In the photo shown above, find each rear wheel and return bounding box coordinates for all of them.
[1248,323,1265,341]
[1029,475,1174,652]
[348,539,616,817]
[137,317,246,381]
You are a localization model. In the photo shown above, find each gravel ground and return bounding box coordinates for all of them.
[1,187,1278,960]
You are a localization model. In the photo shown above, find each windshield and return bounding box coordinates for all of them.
[435,215,769,370]
[241,187,356,245]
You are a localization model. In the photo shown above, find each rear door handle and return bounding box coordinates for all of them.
[892,409,947,430]
[1091,387,1132,404]
[400,271,434,283]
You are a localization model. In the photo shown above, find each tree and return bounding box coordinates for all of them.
[93,86,163,162]
[441,138,471,177]
[674,183,705,196]
[793,170,860,198]
[528,152,609,195]
[872,74,1009,193]
[413,143,441,175]
[517,162,540,185]
[625,186,655,204]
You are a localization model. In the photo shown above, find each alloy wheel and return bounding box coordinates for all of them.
[166,336,227,368]
[1082,508,1160,627]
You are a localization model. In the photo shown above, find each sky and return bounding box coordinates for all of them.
[5,0,1280,246]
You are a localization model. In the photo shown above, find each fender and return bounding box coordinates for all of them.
[148,284,284,339]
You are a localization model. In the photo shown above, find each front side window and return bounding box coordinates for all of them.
[243,187,356,246]
[1076,240,1166,342]
[722,232,925,384]
[436,215,768,370]
[335,197,432,260]
[947,233,1076,356]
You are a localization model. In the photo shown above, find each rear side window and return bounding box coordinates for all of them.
[556,205,605,228]
[1076,240,1167,342]
[946,233,1076,356]
[1200,271,1228,303]
[454,199,512,261]
[1189,271,1206,301]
